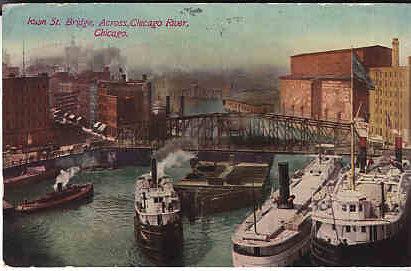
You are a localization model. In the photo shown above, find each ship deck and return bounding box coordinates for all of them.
[233,156,340,247]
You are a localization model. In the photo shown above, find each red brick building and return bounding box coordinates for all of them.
[280,46,392,122]
[97,77,152,138]
[3,74,54,148]
[50,68,110,126]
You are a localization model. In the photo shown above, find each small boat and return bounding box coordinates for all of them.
[15,183,94,213]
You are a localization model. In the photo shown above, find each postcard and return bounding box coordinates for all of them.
[2,3,411,268]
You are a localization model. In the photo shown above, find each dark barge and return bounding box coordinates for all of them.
[173,159,272,217]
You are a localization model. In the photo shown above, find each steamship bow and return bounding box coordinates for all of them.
[15,183,94,213]
[134,158,183,260]
[232,154,342,267]
[310,140,411,266]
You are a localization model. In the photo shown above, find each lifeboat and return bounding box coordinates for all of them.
[15,183,94,213]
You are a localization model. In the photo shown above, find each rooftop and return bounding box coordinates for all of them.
[224,89,277,106]
[279,74,351,81]
[291,45,391,58]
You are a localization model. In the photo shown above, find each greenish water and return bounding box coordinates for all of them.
[3,154,312,267]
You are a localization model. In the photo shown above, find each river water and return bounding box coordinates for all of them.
[3,154,312,267]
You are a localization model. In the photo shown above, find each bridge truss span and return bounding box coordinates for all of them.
[166,112,353,151]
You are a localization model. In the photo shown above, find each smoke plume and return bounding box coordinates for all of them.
[53,166,81,191]
[157,150,196,177]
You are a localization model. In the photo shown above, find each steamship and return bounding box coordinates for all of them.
[134,158,183,261]
[232,154,342,267]
[310,138,411,266]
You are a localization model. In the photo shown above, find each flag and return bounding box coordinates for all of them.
[352,51,375,90]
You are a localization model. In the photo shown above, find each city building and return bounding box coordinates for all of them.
[49,68,110,126]
[3,74,54,148]
[223,90,276,114]
[53,82,79,113]
[279,45,392,122]
[97,76,152,138]
[368,38,411,145]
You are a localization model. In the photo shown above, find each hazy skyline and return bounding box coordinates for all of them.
[3,3,411,71]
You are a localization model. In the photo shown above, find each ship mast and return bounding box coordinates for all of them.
[350,47,356,191]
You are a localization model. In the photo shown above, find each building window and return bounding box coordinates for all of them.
[361,226,366,233]
[349,205,356,212]
[342,204,347,212]
[346,226,351,232]
[359,204,363,212]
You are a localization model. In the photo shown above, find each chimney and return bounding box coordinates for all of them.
[278,162,292,209]
[392,38,399,67]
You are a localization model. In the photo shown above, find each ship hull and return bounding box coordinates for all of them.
[232,233,310,267]
[134,212,183,264]
[15,184,94,213]
[311,224,409,266]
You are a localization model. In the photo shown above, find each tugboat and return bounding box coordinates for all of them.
[15,182,94,213]
[310,136,411,266]
[232,154,342,267]
[134,158,183,262]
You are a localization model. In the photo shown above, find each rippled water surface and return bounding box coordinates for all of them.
[4,155,314,267]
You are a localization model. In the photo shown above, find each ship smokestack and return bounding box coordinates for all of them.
[359,137,367,173]
[151,158,157,187]
[180,95,185,116]
[57,182,63,192]
[165,96,171,117]
[278,162,291,209]
[380,182,385,218]
[395,136,402,163]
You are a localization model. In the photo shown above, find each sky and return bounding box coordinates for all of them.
[3,3,411,71]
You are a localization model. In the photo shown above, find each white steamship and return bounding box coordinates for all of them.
[134,158,183,261]
[310,142,411,266]
[231,154,342,267]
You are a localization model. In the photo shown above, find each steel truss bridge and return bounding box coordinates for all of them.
[162,112,353,152]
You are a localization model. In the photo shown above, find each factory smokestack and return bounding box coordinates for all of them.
[392,38,399,67]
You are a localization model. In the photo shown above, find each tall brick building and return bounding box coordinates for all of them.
[369,39,411,145]
[280,45,392,122]
[50,68,110,126]
[3,74,54,148]
[97,76,152,138]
